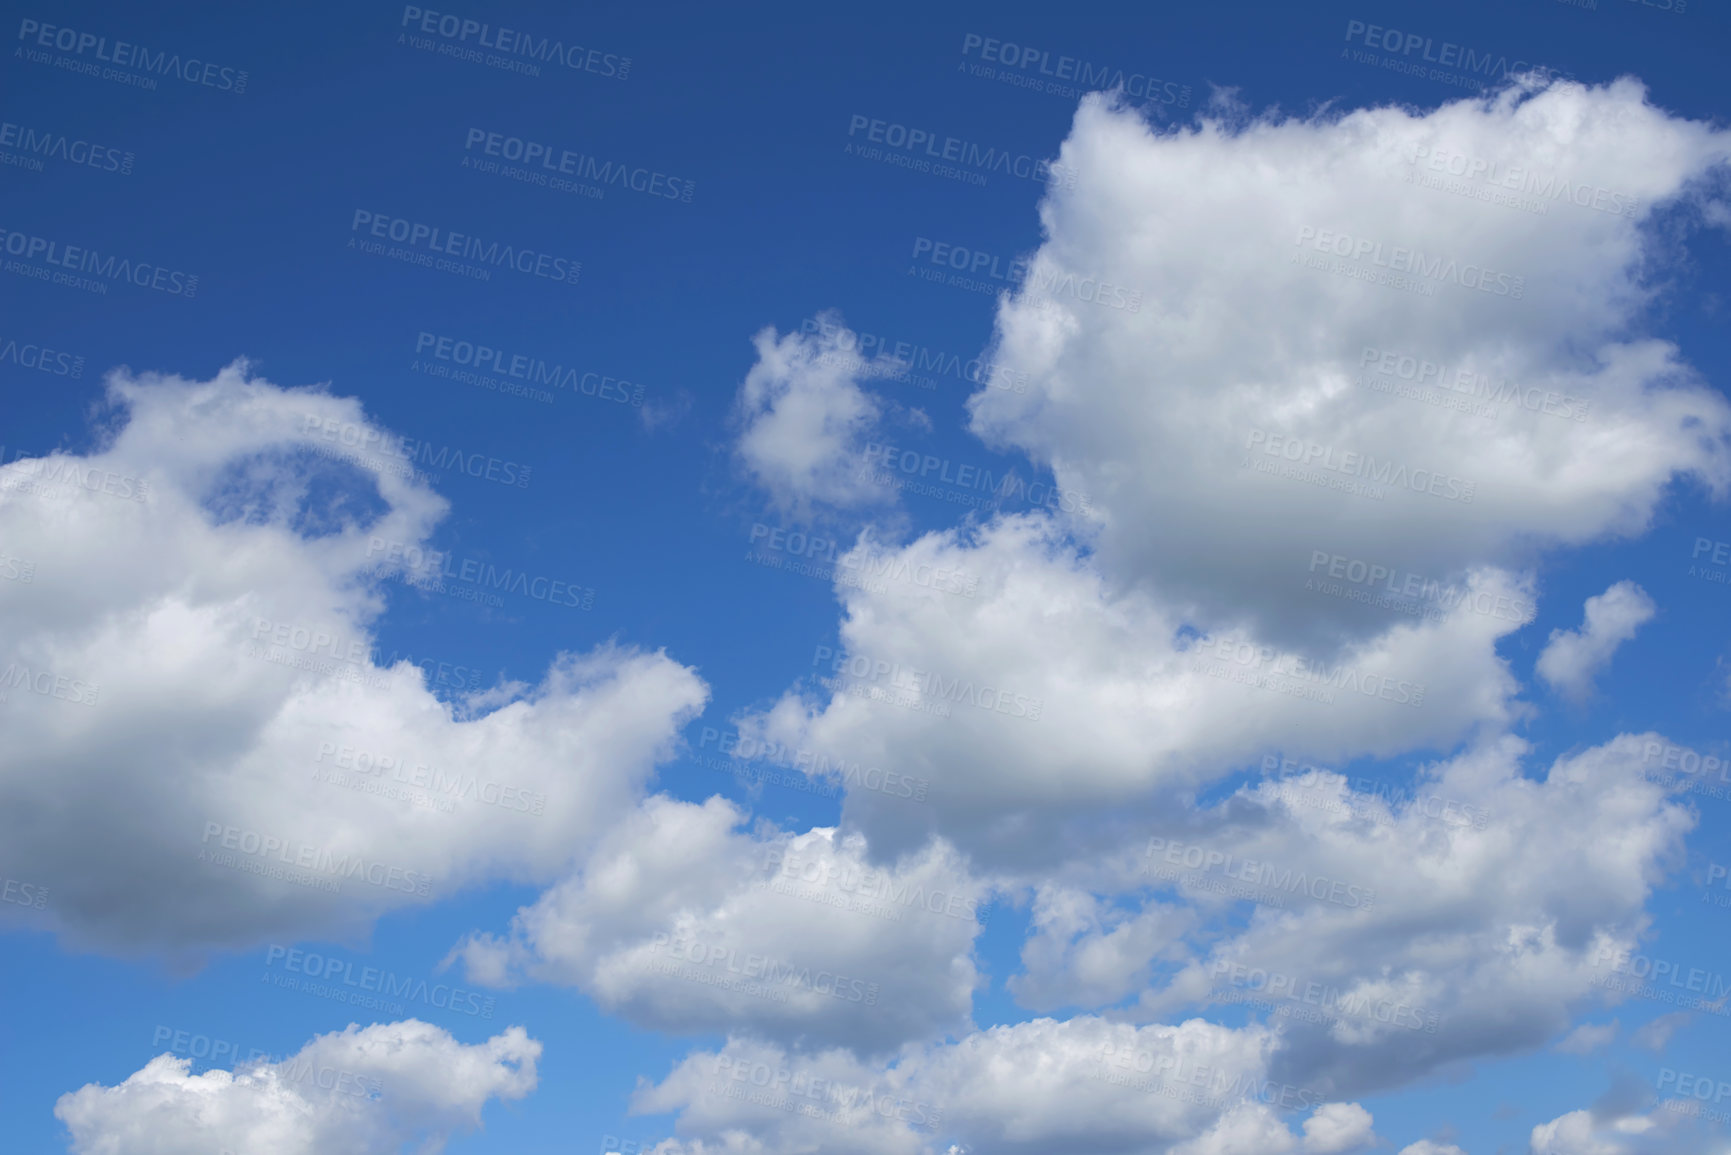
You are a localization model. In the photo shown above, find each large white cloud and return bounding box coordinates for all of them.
[54,1019,539,1155]
[966,79,1731,646]
[448,794,988,1053]
[0,364,708,955]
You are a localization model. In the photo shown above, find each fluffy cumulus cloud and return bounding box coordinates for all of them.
[1536,580,1657,702]
[739,513,1529,866]
[54,1019,539,1154]
[634,1020,1375,1155]
[731,316,903,518]
[966,79,1731,647]
[1529,1102,1729,1155]
[0,364,708,956]
[448,794,987,1053]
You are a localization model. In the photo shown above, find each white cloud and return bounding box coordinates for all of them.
[965,80,1731,647]
[1537,581,1657,702]
[54,1019,539,1155]
[731,315,899,518]
[1554,1020,1619,1054]
[448,794,987,1053]
[1397,1142,1466,1155]
[1303,1102,1377,1154]
[0,364,708,956]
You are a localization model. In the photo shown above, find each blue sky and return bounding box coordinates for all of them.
[3,1,1731,1153]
